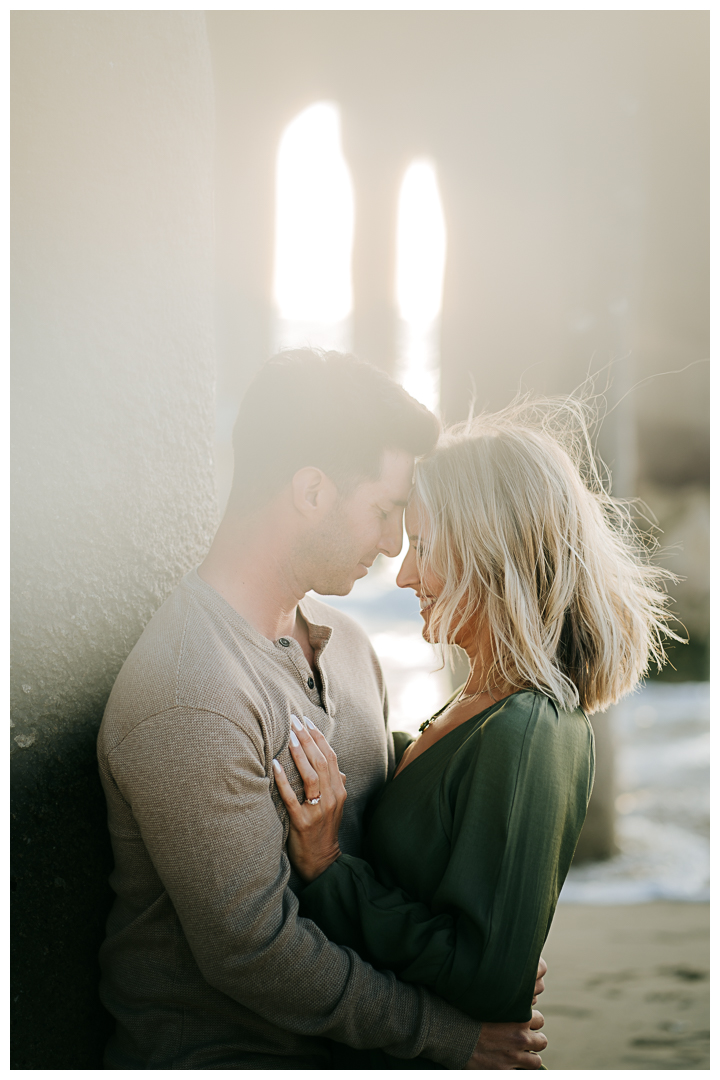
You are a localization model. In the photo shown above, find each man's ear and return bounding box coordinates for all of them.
[291,467,338,519]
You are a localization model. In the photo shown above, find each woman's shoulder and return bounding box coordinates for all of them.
[476,689,592,746]
[446,691,594,804]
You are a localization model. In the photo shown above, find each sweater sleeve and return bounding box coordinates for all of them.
[300,694,594,1022]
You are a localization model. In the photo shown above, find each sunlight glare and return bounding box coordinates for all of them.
[395,161,446,413]
[273,103,354,327]
[396,161,446,329]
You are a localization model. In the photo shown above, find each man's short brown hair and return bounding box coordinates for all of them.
[229,348,440,512]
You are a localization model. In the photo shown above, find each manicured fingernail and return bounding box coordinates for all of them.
[290,714,303,731]
[304,716,316,729]
[289,730,300,747]
[272,759,282,772]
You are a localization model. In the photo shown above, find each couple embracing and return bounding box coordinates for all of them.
[98,349,670,1069]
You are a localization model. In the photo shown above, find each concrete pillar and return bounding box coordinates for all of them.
[572,711,619,862]
[11,12,217,1067]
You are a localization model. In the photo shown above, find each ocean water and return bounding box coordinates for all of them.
[559,681,709,904]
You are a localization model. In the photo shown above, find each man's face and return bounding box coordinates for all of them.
[308,448,415,596]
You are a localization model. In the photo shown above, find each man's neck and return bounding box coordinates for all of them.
[198,507,306,644]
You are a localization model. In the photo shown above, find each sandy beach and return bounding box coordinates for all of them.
[538,902,709,1070]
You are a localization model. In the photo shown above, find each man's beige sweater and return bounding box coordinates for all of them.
[97,569,481,1068]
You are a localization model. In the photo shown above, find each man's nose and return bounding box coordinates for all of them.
[379,515,404,559]
[396,548,417,590]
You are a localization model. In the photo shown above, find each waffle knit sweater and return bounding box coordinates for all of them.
[97,569,481,1069]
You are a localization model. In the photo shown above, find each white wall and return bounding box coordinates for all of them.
[10,13,217,1066]
[11,12,217,746]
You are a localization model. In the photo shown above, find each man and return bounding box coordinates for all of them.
[98,349,548,1069]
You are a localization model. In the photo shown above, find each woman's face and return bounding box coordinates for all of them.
[396,499,445,643]
[397,498,481,654]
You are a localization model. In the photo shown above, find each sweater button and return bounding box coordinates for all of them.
[307,677,314,689]
[278,638,290,647]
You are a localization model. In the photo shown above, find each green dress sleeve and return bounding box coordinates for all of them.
[300,693,594,1022]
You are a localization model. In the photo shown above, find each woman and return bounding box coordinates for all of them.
[272,398,675,1069]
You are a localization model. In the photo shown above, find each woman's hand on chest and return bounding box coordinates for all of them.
[272,714,348,882]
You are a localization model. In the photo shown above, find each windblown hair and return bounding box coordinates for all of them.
[414,397,680,714]
[230,348,439,513]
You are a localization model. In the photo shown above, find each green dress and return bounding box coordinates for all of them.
[300,690,595,1069]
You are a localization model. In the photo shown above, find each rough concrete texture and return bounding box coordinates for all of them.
[11,12,217,1067]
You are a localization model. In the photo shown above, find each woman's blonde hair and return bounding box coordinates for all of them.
[413,397,680,714]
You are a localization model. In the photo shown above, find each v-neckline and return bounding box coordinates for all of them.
[392,691,527,782]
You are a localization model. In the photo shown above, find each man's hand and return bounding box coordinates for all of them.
[532,956,547,1006]
[465,1010,547,1070]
